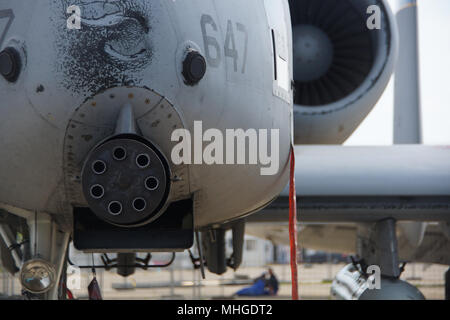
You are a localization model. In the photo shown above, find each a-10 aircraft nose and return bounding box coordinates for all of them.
[1,0,292,238]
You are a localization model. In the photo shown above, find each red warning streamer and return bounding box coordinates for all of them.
[289,145,299,300]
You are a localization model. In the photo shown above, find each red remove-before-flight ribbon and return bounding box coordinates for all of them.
[289,145,299,300]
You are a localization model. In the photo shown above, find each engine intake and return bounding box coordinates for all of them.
[289,0,398,144]
[292,0,375,106]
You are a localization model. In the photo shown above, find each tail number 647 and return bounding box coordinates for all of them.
[200,14,248,74]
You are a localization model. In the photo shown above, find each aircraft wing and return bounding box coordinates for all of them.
[245,221,450,265]
[248,145,450,223]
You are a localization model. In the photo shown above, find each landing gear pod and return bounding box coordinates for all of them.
[81,104,171,227]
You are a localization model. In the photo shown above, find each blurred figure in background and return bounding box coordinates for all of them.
[235,268,279,297]
[267,268,279,296]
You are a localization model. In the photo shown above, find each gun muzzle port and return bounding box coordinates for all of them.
[108,201,123,216]
[92,160,107,175]
[145,176,159,191]
[113,146,127,161]
[90,184,105,199]
[136,153,151,168]
[132,197,147,212]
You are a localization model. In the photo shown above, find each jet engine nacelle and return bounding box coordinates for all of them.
[289,0,398,144]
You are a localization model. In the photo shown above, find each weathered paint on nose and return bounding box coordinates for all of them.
[54,0,154,95]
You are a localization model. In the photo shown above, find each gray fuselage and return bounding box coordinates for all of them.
[0,0,293,230]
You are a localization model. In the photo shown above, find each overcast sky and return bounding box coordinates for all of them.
[346,0,450,146]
